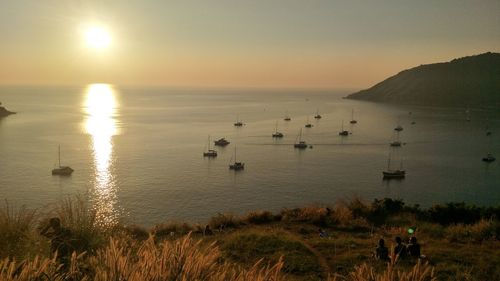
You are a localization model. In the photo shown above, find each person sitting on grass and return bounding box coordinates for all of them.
[407,236,421,258]
[374,238,390,261]
[39,217,73,264]
[393,236,407,260]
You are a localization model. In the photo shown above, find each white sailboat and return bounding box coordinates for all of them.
[338,120,349,136]
[349,109,357,124]
[203,135,217,157]
[51,145,74,176]
[272,121,284,138]
[229,147,244,170]
[294,128,307,149]
[305,116,313,128]
[383,152,405,179]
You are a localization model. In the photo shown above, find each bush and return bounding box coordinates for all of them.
[208,213,241,230]
[244,210,275,225]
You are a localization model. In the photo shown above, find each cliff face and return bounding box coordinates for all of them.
[346,52,500,107]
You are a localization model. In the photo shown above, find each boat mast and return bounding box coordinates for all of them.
[275,121,278,133]
[234,147,237,163]
[58,145,61,167]
[351,109,354,120]
[387,153,391,171]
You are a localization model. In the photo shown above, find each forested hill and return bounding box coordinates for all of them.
[346,52,500,107]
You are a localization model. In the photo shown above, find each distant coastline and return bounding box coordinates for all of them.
[0,102,16,117]
[346,52,500,107]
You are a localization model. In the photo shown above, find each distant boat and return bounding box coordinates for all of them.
[272,121,284,138]
[390,131,402,147]
[338,120,349,136]
[284,110,291,121]
[214,138,230,146]
[229,147,244,170]
[305,116,313,128]
[482,154,496,163]
[349,109,357,124]
[234,115,243,127]
[394,125,403,131]
[294,128,308,149]
[383,153,405,179]
[51,145,74,176]
[203,135,217,157]
[314,109,322,119]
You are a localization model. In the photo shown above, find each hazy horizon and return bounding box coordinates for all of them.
[1,0,499,88]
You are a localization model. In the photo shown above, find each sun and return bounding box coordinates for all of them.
[85,26,111,49]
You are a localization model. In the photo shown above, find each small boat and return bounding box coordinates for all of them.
[383,153,405,179]
[203,136,217,157]
[314,109,322,119]
[486,131,492,136]
[482,154,496,163]
[284,110,291,121]
[338,120,349,136]
[350,109,357,124]
[51,145,74,176]
[390,131,402,147]
[234,115,243,127]
[411,121,416,125]
[229,147,244,170]
[305,116,313,128]
[272,121,284,138]
[294,128,308,149]
[394,125,403,131]
[214,138,230,146]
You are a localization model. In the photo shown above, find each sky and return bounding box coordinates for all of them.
[0,0,499,89]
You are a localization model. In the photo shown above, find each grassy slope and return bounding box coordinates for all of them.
[1,198,499,280]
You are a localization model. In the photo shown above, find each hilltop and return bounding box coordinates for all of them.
[0,103,16,117]
[346,52,500,107]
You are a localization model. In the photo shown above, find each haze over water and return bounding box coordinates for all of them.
[1,85,499,226]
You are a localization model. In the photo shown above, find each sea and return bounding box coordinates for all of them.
[0,84,499,226]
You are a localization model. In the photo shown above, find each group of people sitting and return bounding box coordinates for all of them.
[375,236,422,261]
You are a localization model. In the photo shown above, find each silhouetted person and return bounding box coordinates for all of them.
[318,228,327,238]
[407,236,421,258]
[40,217,73,263]
[393,236,407,259]
[374,238,389,261]
[204,224,213,236]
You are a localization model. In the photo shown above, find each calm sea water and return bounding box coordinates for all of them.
[1,85,499,226]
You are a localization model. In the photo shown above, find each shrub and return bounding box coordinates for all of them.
[208,213,241,230]
[244,210,275,225]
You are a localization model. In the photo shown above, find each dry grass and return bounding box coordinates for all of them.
[0,234,286,281]
[329,261,436,281]
[0,201,38,259]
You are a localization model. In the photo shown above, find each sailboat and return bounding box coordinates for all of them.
[314,109,322,119]
[383,152,405,179]
[338,120,349,136]
[272,121,284,138]
[294,128,308,149]
[203,135,217,157]
[229,147,244,170]
[234,114,243,127]
[284,110,291,121]
[51,145,74,176]
[349,109,357,124]
[390,131,402,147]
[214,137,230,146]
[305,116,313,128]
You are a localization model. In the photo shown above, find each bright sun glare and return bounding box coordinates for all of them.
[85,26,111,49]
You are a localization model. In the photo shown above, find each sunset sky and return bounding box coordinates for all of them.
[1,0,499,89]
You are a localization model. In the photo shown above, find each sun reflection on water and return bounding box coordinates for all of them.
[84,84,120,227]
